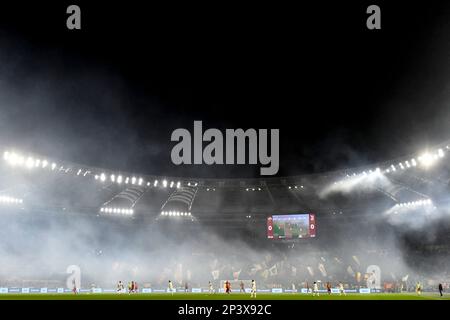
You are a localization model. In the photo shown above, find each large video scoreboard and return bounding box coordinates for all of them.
[267,214,315,239]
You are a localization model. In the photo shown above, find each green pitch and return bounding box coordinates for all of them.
[0,293,448,300]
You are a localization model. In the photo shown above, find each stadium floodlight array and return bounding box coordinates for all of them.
[335,147,448,185]
[100,207,134,215]
[0,195,23,205]
[385,198,435,215]
[245,187,262,191]
[288,185,304,189]
[394,199,433,208]
[160,211,191,217]
[93,173,180,189]
[3,150,96,178]
[4,151,53,170]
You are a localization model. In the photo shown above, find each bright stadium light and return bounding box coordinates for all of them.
[100,173,106,182]
[42,160,48,168]
[170,181,174,188]
[138,178,143,186]
[176,181,181,189]
[117,175,123,184]
[51,163,57,170]
[111,174,115,182]
[26,157,34,169]
[162,180,168,188]
[154,180,158,187]
[418,152,434,167]
[411,158,417,166]
[125,177,129,184]
[131,177,136,185]
[438,148,444,158]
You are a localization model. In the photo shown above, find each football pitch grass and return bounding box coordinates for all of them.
[0,293,448,300]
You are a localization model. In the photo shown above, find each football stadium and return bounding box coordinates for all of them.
[0,145,449,300]
[1,2,450,304]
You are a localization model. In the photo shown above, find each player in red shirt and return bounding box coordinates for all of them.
[225,281,231,294]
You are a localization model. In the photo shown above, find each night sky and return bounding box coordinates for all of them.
[1,1,450,178]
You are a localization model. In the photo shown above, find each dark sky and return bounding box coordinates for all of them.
[1,1,450,178]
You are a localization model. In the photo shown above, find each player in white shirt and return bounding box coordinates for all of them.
[168,280,174,295]
[117,281,124,293]
[338,282,346,296]
[251,280,256,298]
[208,281,214,294]
[312,281,319,296]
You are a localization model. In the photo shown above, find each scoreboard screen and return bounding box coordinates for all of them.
[267,214,316,239]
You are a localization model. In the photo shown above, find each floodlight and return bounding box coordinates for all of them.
[176,181,181,188]
[154,180,158,187]
[162,180,168,188]
[117,175,123,184]
[100,173,106,182]
[419,152,434,167]
[131,177,136,185]
[26,157,34,169]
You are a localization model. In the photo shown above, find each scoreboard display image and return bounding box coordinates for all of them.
[267,214,315,239]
